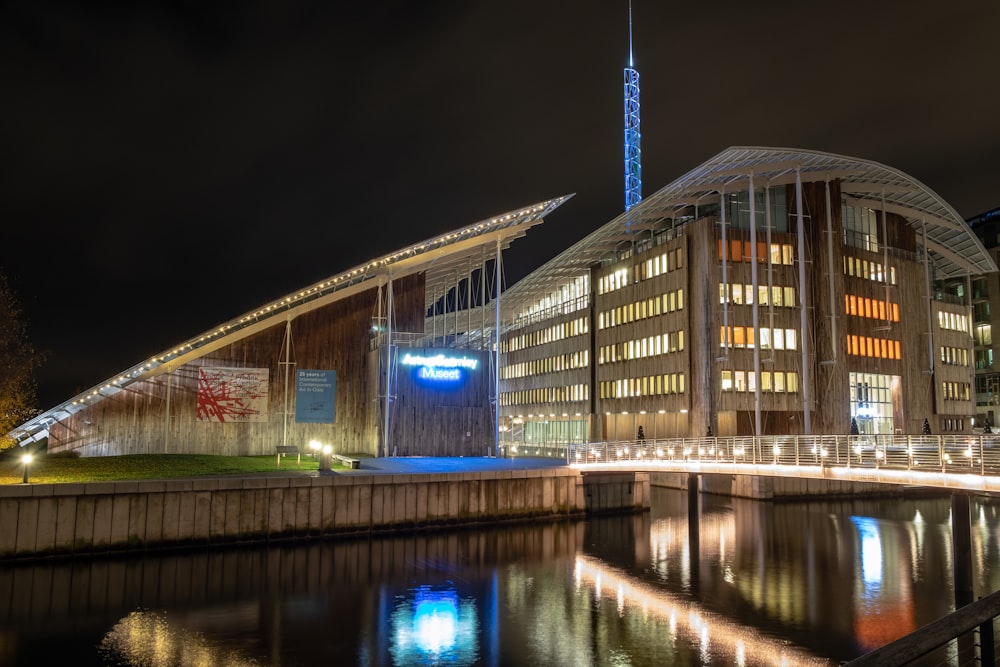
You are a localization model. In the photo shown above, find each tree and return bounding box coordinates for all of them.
[922,418,931,435]
[0,270,45,449]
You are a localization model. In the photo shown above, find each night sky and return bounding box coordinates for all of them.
[3,1,999,409]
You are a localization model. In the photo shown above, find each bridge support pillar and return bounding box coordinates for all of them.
[952,492,976,664]
[687,473,700,594]
[952,492,973,608]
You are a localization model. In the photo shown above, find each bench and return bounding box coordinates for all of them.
[331,453,360,469]
[275,445,301,467]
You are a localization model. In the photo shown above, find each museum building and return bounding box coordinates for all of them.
[8,147,996,457]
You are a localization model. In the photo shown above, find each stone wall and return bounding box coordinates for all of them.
[649,471,901,499]
[0,469,650,560]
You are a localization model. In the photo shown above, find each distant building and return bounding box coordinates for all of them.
[967,206,1000,429]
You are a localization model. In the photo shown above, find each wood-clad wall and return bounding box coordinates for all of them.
[387,348,494,457]
[50,274,427,457]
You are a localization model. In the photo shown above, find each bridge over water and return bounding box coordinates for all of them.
[549,434,1000,665]
[556,434,1000,494]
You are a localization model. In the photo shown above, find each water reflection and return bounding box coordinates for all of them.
[1,489,999,666]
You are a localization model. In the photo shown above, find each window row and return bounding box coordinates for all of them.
[941,418,967,432]
[720,326,798,350]
[503,317,588,353]
[845,294,899,321]
[719,283,797,307]
[500,384,590,407]
[501,350,590,380]
[717,240,795,265]
[638,248,684,282]
[599,331,684,363]
[938,311,970,334]
[599,373,685,399]
[596,247,685,295]
[941,382,971,401]
[843,256,897,285]
[847,335,901,360]
[598,290,685,329]
[721,370,799,393]
[940,346,969,367]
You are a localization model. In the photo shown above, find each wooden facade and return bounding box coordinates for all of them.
[48,273,498,458]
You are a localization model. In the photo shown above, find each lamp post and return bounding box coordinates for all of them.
[21,453,32,484]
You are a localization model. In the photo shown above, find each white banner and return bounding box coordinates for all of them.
[196,367,269,423]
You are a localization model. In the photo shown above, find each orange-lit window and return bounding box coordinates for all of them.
[733,327,745,347]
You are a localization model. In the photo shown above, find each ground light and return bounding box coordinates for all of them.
[21,453,32,484]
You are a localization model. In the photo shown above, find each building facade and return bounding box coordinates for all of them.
[968,206,1000,429]
[8,148,996,458]
[497,147,997,448]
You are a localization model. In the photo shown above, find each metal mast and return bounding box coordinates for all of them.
[624,0,642,211]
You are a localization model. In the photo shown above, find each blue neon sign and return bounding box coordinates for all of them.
[401,352,478,384]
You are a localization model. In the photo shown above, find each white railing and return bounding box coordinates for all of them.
[564,434,1000,478]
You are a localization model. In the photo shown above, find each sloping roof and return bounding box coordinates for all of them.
[9,195,572,445]
[500,146,997,321]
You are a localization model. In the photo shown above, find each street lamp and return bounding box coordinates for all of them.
[21,453,33,484]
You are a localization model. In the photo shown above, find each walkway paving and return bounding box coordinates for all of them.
[334,456,569,475]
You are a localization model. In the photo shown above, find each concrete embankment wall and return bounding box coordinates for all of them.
[0,469,649,560]
[649,472,897,499]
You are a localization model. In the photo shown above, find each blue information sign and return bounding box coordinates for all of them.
[294,370,336,423]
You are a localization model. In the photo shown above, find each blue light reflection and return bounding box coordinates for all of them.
[390,585,479,665]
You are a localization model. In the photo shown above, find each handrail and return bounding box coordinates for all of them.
[555,434,1000,493]
[845,588,1000,666]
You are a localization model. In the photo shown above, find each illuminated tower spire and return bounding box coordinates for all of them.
[623,0,642,211]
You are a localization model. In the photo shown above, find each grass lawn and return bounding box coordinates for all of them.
[0,452,340,485]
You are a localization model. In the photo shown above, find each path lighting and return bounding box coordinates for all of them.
[21,453,32,484]
[772,444,781,456]
[656,448,663,458]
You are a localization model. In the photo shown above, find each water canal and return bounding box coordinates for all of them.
[2,486,999,666]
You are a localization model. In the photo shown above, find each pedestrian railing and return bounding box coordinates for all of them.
[562,434,1000,492]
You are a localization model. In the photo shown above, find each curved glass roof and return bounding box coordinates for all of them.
[501,146,997,322]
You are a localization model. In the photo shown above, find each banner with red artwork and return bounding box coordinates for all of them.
[196,367,269,423]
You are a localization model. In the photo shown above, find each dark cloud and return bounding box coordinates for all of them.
[2,0,999,406]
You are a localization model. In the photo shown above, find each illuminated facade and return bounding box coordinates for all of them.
[8,198,571,457]
[8,149,997,456]
[497,147,997,445]
[968,206,1000,428]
